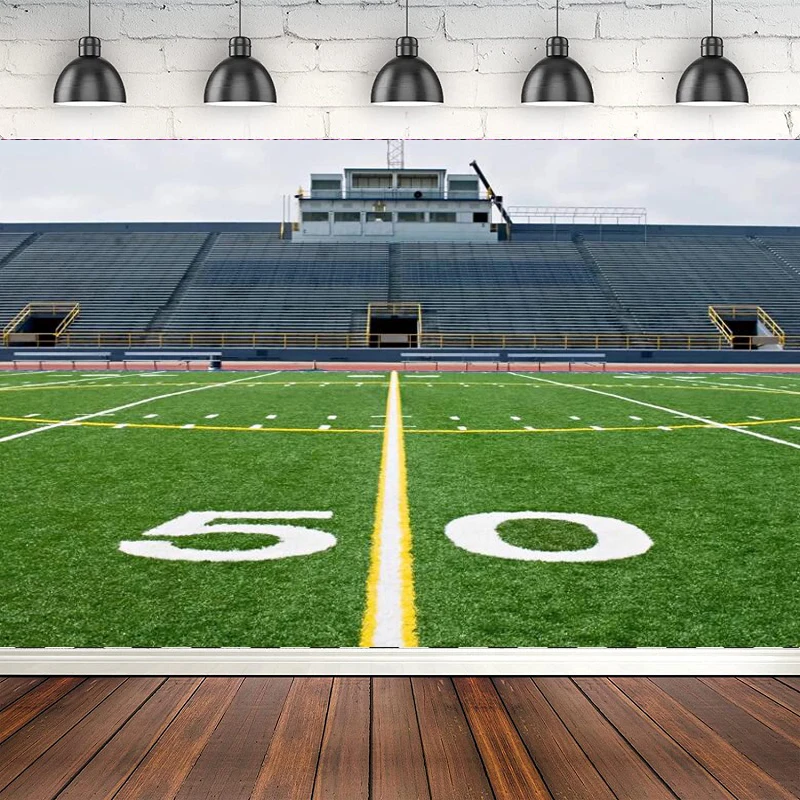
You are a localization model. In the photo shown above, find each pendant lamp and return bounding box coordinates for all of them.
[205,0,276,105]
[521,0,594,105]
[677,0,748,105]
[54,0,126,105]
[371,0,443,105]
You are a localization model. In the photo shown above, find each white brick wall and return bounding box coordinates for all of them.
[0,0,798,138]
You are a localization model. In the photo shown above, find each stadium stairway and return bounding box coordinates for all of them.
[749,236,800,282]
[571,233,644,333]
[0,232,40,272]
[147,232,220,331]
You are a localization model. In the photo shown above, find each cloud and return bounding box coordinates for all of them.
[0,140,797,227]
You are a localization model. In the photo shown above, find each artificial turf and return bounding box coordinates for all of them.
[0,369,797,647]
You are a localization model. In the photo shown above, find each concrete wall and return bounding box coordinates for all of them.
[0,0,799,139]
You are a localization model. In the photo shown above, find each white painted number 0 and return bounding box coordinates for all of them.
[119,511,337,562]
[445,511,652,562]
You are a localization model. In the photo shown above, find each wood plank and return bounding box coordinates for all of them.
[370,678,431,800]
[534,678,674,800]
[574,678,735,800]
[250,678,331,800]
[700,678,800,746]
[0,678,83,746]
[0,680,44,715]
[312,678,370,800]
[56,678,203,800]
[0,678,164,800]
[114,677,243,800]
[177,677,293,800]
[612,678,797,800]
[776,677,800,693]
[454,677,550,800]
[412,678,493,800]
[0,678,123,793]
[651,678,800,796]
[740,678,800,716]
[495,678,617,800]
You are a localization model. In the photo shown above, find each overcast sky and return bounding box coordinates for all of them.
[0,140,797,227]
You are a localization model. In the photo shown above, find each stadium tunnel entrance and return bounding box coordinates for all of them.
[2,302,80,347]
[367,303,421,347]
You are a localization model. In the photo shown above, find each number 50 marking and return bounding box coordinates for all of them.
[120,510,651,563]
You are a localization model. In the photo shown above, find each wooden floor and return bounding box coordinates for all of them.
[0,677,797,799]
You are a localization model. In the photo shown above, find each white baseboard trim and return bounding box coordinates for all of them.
[0,648,796,675]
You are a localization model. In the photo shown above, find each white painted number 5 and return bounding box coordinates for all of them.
[445,511,653,562]
[119,511,337,562]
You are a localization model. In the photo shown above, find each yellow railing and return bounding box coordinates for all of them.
[709,304,786,347]
[2,302,81,345]
[8,329,799,350]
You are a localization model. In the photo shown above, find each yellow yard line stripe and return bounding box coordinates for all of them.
[0,415,380,435]
[359,393,390,649]
[407,416,800,434]
[359,371,418,648]
[396,372,418,648]
[2,414,799,438]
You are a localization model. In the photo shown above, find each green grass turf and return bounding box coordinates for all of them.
[0,371,385,647]
[0,368,798,648]
[404,372,800,647]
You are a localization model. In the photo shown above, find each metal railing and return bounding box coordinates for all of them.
[708,304,786,347]
[2,302,81,346]
[6,330,799,350]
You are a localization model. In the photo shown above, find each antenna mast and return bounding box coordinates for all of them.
[386,139,405,169]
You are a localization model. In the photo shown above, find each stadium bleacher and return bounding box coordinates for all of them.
[1,223,800,343]
[160,235,390,333]
[0,231,208,331]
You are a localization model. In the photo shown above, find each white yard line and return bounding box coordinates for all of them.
[0,374,122,392]
[361,371,416,648]
[0,372,279,444]
[511,373,800,451]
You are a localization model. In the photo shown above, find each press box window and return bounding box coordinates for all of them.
[353,174,393,189]
[366,212,392,222]
[398,175,439,189]
[302,212,329,222]
[449,180,478,193]
[397,212,425,223]
[430,212,457,223]
[334,212,361,222]
[311,180,342,191]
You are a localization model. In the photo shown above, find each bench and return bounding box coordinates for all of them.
[122,351,223,371]
[12,351,112,370]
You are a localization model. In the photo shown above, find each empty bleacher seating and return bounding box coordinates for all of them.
[0,232,208,331]
[1,224,800,342]
[392,242,623,333]
[160,235,390,332]
[585,236,800,335]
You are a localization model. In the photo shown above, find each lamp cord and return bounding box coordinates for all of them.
[405,0,409,37]
[239,0,242,37]
[88,0,91,36]
[556,0,559,36]
[710,0,713,35]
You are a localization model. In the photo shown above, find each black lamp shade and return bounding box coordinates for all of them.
[54,37,126,105]
[371,37,443,105]
[677,36,748,105]
[522,37,594,105]
[205,37,276,105]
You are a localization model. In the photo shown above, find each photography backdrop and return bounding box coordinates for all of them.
[0,0,799,138]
